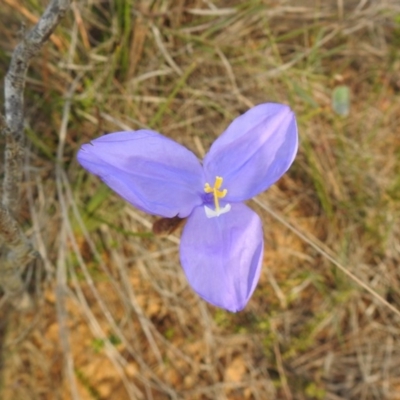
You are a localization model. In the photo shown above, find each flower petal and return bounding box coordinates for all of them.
[203,103,298,201]
[180,203,263,312]
[77,130,204,217]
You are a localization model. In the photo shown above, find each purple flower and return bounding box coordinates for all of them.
[77,103,298,312]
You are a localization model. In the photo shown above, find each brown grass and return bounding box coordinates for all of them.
[1,0,400,399]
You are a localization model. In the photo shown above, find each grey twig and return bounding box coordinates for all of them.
[0,202,35,307]
[1,0,71,307]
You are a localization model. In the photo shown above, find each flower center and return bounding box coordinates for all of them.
[203,176,231,218]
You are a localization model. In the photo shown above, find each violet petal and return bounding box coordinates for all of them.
[77,130,204,217]
[180,203,264,312]
[203,103,298,201]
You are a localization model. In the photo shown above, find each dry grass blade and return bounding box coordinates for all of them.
[253,197,400,320]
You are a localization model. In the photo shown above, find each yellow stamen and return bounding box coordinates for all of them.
[204,176,228,213]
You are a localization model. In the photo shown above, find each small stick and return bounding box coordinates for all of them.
[1,0,71,306]
[4,0,71,207]
[0,203,35,308]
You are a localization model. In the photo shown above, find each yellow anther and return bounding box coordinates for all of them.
[204,176,228,212]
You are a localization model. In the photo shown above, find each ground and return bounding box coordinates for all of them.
[1,0,400,399]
